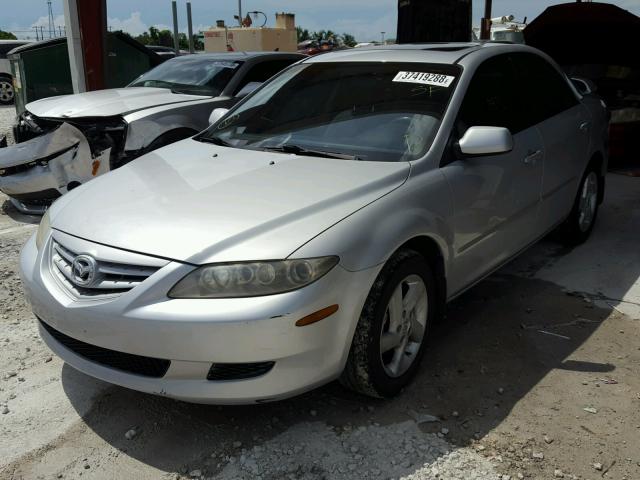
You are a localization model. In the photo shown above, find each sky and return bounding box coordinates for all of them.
[2,0,640,42]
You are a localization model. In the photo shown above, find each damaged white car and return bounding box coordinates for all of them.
[0,52,304,214]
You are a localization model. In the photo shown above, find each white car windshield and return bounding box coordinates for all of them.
[199,62,460,162]
[129,57,242,96]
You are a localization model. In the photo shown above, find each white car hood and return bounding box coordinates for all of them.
[50,139,410,264]
[26,87,208,118]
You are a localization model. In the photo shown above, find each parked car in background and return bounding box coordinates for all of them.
[0,51,304,213]
[297,40,321,55]
[0,39,31,105]
[146,45,190,61]
[21,43,608,404]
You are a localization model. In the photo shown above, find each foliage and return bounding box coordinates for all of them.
[341,33,357,47]
[296,27,358,47]
[133,26,203,51]
[0,30,17,40]
[296,27,311,42]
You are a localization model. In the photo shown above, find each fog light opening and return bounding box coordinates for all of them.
[295,304,339,327]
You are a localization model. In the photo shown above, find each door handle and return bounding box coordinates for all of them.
[523,150,542,165]
[579,121,590,132]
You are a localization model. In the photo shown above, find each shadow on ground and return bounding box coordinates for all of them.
[57,263,617,476]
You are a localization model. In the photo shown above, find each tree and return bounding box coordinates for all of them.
[297,27,358,47]
[134,27,203,51]
[315,30,336,41]
[296,27,311,42]
[0,30,17,40]
[341,33,357,47]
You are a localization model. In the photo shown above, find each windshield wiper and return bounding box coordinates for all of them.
[198,136,234,147]
[262,144,361,160]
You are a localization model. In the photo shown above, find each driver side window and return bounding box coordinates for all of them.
[457,54,527,136]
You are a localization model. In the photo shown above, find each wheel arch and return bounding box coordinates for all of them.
[393,235,448,321]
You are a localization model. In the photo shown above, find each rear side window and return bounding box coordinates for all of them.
[233,59,298,94]
[511,52,579,124]
[457,54,529,134]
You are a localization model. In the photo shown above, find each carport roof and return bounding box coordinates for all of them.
[524,2,640,67]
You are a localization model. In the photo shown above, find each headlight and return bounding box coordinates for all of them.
[168,257,339,298]
[35,209,51,251]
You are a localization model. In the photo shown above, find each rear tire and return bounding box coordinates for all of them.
[340,249,436,398]
[0,76,14,105]
[559,164,601,246]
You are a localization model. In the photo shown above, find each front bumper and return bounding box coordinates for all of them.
[0,122,110,215]
[20,231,379,404]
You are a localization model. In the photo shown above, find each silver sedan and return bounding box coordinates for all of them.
[20,42,608,403]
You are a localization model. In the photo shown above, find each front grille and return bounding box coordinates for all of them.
[207,362,275,381]
[51,240,159,298]
[39,319,170,378]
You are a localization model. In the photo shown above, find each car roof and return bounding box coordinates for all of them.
[168,51,305,62]
[0,40,31,44]
[304,42,529,65]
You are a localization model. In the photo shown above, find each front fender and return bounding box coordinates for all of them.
[290,169,454,275]
[123,98,234,151]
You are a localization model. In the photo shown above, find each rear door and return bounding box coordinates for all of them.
[441,54,545,294]
[511,53,590,233]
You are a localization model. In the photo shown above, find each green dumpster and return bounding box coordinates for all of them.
[9,38,73,115]
[8,32,162,114]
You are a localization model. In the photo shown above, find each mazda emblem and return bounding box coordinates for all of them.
[70,254,97,287]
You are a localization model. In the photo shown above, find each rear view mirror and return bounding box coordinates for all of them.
[570,77,596,96]
[458,126,513,156]
[208,108,229,125]
[235,82,262,99]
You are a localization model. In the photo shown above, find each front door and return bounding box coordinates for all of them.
[441,54,544,296]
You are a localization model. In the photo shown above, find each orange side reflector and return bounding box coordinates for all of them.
[91,160,101,176]
[295,304,339,327]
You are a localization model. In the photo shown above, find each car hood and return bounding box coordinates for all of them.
[26,87,209,118]
[50,139,410,264]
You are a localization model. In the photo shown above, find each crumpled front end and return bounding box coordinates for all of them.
[0,113,124,214]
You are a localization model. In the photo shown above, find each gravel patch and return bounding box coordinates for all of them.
[214,421,498,480]
[0,105,15,144]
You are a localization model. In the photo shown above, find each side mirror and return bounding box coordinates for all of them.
[570,77,596,96]
[458,126,513,156]
[235,81,262,99]
[208,108,229,125]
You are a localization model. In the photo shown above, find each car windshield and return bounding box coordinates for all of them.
[198,62,460,162]
[129,57,242,96]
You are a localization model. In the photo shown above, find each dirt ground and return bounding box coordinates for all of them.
[0,105,639,479]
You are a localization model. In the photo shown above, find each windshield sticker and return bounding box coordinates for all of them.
[393,71,455,87]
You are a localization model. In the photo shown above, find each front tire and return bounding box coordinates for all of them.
[341,249,436,398]
[560,165,601,245]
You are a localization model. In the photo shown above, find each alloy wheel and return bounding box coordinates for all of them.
[379,274,428,378]
[0,80,14,103]
[578,172,598,232]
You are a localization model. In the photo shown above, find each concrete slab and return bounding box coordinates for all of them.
[507,173,640,319]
